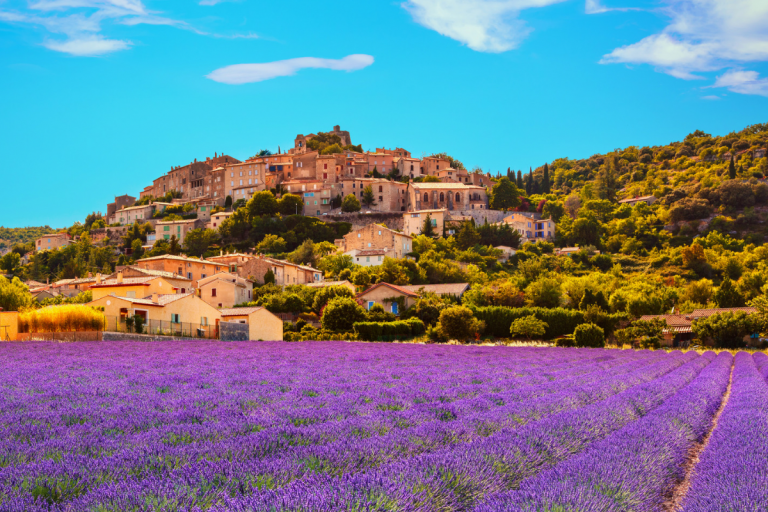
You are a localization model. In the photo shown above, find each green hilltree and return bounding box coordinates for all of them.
[489,177,522,210]
[341,194,361,213]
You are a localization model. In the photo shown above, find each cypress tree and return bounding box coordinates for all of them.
[543,163,550,193]
[728,155,736,179]
[516,170,523,188]
[525,171,532,195]
[507,167,512,180]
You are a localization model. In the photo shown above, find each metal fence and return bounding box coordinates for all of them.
[105,316,218,339]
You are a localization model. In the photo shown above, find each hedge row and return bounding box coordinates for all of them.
[470,306,626,340]
[354,318,426,341]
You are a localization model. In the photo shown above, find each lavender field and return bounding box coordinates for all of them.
[0,341,765,512]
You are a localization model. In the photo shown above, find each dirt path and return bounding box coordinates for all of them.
[663,362,734,511]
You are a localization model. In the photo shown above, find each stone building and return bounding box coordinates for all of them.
[403,209,448,237]
[337,224,413,260]
[293,125,352,154]
[197,272,253,309]
[107,195,136,218]
[136,254,227,287]
[35,233,70,252]
[408,182,488,212]
[339,178,408,212]
[376,147,411,158]
[155,219,204,245]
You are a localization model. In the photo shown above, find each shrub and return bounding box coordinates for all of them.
[692,311,757,348]
[472,306,586,340]
[353,322,383,341]
[438,306,484,341]
[321,297,367,332]
[669,198,712,222]
[18,305,105,333]
[574,323,605,348]
[426,324,449,343]
[353,318,426,341]
[509,315,548,339]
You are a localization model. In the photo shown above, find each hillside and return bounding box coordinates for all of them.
[0,226,55,252]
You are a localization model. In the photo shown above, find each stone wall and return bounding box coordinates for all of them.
[102,331,213,342]
[323,212,404,231]
[453,209,507,225]
[220,321,250,341]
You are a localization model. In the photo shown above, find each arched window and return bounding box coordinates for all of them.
[423,192,429,202]
[455,192,461,202]
[439,193,445,202]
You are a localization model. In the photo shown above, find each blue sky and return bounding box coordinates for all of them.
[1,0,766,228]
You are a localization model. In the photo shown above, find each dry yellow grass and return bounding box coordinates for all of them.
[19,305,105,333]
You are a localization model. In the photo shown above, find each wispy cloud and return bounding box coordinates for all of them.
[701,95,721,100]
[0,0,254,55]
[599,0,768,95]
[712,69,768,97]
[206,54,375,84]
[401,0,568,53]
[584,0,640,15]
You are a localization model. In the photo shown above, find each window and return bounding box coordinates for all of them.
[211,288,217,297]
[171,314,180,323]
[423,193,428,202]
[439,193,445,202]
[368,242,371,247]
[201,317,208,326]
[324,163,328,169]
[366,256,370,262]
[367,301,375,310]
[391,302,399,315]
[187,272,192,279]
[201,274,206,279]
[455,193,460,202]
[164,226,170,231]
[378,230,381,235]
[379,196,383,202]
[126,291,136,298]
[378,186,383,192]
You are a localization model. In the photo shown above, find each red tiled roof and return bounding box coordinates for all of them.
[91,276,158,288]
[357,282,419,298]
[400,283,470,296]
[219,307,263,316]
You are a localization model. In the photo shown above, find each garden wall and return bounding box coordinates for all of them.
[102,332,214,342]
[17,331,102,342]
[323,212,404,231]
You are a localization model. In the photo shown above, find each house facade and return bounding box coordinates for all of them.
[337,224,413,259]
[197,273,253,309]
[403,209,447,237]
[35,233,70,252]
[408,183,488,212]
[136,255,227,287]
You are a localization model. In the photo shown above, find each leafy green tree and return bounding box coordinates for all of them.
[168,235,182,256]
[625,318,667,349]
[278,194,304,216]
[595,156,619,201]
[574,323,605,347]
[403,294,447,326]
[224,195,233,209]
[692,311,756,348]
[421,214,437,237]
[542,201,565,223]
[713,277,745,308]
[437,306,484,341]
[542,163,551,193]
[509,315,548,339]
[525,277,562,308]
[0,252,22,276]
[182,229,218,257]
[456,221,481,250]
[321,296,367,331]
[130,239,144,261]
[312,285,354,313]
[0,276,32,312]
[263,269,276,284]
[489,177,521,210]
[728,154,736,179]
[317,253,354,278]
[341,194,361,213]
[362,186,377,208]
[255,234,287,254]
[247,191,279,218]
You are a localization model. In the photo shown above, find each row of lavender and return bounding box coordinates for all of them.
[3,342,768,511]
[1,342,675,511]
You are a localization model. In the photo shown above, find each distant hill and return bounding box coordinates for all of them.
[0,226,56,251]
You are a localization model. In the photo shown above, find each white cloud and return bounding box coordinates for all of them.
[401,0,567,53]
[701,95,721,100]
[0,0,249,55]
[44,35,130,55]
[712,69,768,97]
[585,0,640,15]
[206,54,375,84]
[600,0,768,94]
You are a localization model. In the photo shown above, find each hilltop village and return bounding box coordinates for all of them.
[3,123,768,347]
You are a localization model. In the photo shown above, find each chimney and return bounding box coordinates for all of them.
[117,271,123,284]
[96,273,102,284]
[151,293,159,304]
